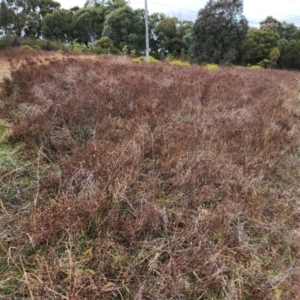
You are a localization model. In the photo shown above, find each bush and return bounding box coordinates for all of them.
[92,46,106,54]
[0,35,21,50]
[0,38,10,50]
[96,37,120,55]
[131,56,159,64]
[251,65,261,70]
[21,45,33,50]
[205,63,219,70]
[34,40,61,51]
[72,39,87,52]
[32,44,41,51]
[169,60,190,67]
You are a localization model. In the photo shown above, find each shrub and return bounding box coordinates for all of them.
[96,37,120,54]
[21,45,33,50]
[32,44,41,51]
[131,56,159,64]
[0,35,21,49]
[205,63,219,70]
[92,46,106,54]
[169,60,190,67]
[251,65,261,70]
[0,38,10,50]
[72,39,86,52]
[34,40,61,51]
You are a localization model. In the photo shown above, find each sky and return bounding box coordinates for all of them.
[58,0,300,28]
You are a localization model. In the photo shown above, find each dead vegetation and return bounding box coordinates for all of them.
[0,50,300,299]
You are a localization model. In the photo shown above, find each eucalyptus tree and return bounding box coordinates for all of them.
[192,0,248,64]
[0,0,60,37]
[102,5,145,54]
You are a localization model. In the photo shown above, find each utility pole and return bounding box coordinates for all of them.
[144,0,150,62]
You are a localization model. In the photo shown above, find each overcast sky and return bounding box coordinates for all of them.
[58,0,300,28]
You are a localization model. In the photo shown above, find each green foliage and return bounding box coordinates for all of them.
[243,29,280,65]
[192,0,248,64]
[269,47,280,67]
[91,46,106,54]
[279,21,300,41]
[205,63,219,70]
[34,39,62,51]
[41,9,74,42]
[131,56,159,64]
[96,36,120,54]
[260,16,282,33]
[0,35,21,49]
[250,65,262,70]
[169,60,190,67]
[0,0,61,38]
[0,120,35,207]
[72,39,86,52]
[72,7,105,44]
[102,5,145,55]
[151,17,193,58]
[130,49,136,57]
[260,16,300,41]
[21,45,33,50]
[121,44,128,55]
[32,44,41,51]
[182,28,194,54]
[279,40,300,70]
[149,56,156,63]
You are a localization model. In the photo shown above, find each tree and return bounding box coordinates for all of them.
[102,5,145,54]
[154,17,180,56]
[0,0,60,37]
[72,7,105,44]
[148,12,166,57]
[279,40,300,70]
[192,0,248,64]
[84,0,126,10]
[24,10,43,38]
[0,0,35,37]
[242,29,280,65]
[268,47,280,68]
[182,28,194,54]
[279,22,300,41]
[260,16,300,41]
[153,17,193,57]
[0,0,14,35]
[41,9,74,42]
[260,16,282,33]
[39,0,60,17]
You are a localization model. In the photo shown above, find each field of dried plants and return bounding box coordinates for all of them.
[0,49,300,299]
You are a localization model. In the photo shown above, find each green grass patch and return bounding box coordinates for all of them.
[0,120,36,206]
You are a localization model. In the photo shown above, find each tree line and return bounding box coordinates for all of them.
[0,0,300,70]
